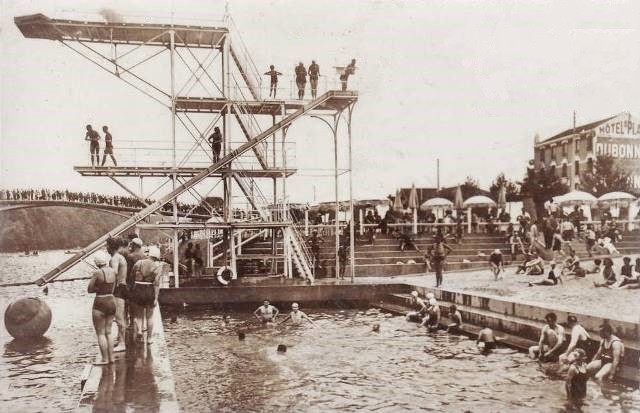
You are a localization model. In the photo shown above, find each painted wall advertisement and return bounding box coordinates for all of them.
[595,114,640,190]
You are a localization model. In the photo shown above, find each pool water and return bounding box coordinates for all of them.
[0,251,97,412]
[163,307,640,412]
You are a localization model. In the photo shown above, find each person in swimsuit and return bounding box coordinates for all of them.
[101,125,117,166]
[420,297,441,329]
[308,60,320,99]
[528,263,563,286]
[294,62,307,100]
[406,291,427,322]
[339,58,356,91]
[107,237,128,353]
[529,312,565,362]
[477,327,497,352]
[447,304,463,333]
[278,303,315,326]
[207,126,223,163]
[559,315,592,369]
[254,300,279,323]
[489,249,504,281]
[593,258,616,288]
[587,323,625,383]
[264,65,283,98]
[565,348,589,400]
[85,124,101,167]
[87,251,117,365]
[130,246,164,344]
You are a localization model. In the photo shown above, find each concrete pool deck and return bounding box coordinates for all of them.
[76,309,179,412]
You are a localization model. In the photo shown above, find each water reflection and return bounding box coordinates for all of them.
[89,345,161,413]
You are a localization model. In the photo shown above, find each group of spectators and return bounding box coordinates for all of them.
[1,187,215,217]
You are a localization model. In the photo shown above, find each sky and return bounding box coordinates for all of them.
[2,0,640,204]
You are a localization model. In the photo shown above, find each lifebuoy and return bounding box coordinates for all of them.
[216,266,235,286]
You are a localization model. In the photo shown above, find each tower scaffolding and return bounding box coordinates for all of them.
[14,13,358,287]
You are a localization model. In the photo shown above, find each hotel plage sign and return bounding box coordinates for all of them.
[594,114,640,188]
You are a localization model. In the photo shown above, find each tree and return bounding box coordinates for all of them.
[580,155,632,197]
[519,163,568,219]
[489,173,521,201]
[459,175,481,198]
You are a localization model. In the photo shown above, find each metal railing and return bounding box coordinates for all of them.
[230,75,360,102]
[226,14,263,100]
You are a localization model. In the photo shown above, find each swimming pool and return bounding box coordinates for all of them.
[163,307,640,412]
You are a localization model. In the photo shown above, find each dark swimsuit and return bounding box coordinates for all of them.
[93,269,116,315]
[569,367,588,399]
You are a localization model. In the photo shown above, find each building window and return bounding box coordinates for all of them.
[587,158,594,172]
[575,139,580,152]
[539,149,545,164]
[562,163,568,177]
[587,137,593,151]
[550,165,556,176]
[574,160,579,175]
[562,143,568,157]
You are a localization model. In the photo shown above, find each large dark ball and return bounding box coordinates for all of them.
[4,297,52,339]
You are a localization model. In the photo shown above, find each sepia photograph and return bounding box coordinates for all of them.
[0,0,639,411]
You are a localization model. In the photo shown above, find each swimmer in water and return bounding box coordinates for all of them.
[254,300,279,323]
[477,327,497,352]
[447,304,463,333]
[420,297,441,329]
[565,349,589,400]
[406,291,427,322]
[278,303,315,326]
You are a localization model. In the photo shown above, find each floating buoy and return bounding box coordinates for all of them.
[277,344,287,353]
[4,297,52,339]
[237,331,246,340]
[372,323,380,332]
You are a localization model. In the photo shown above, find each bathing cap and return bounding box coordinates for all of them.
[147,246,161,259]
[411,291,419,298]
[494,249,501,254]
[292,303,299,309]
[93,251,109,267]
[426,293,435,300]
[429,298,437,306]
[131,238,144,247]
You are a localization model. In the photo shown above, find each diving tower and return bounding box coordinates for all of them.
[14,12,358,287]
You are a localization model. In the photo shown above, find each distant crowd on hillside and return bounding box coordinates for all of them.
[0,188,212,216]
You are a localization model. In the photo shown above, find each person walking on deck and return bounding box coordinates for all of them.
[339,59,356,91]
[427,236,452,287]
[208,126,223,163]
[87,251,117,365]
[85,124,100,167]
[101,125,117,166]
[295,62,307,100]
[308,60,320,99]
[264,65,282,98]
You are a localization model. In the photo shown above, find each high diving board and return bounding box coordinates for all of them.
[14,14,227,48]
[74,166,297,178]
[176,91,358,115]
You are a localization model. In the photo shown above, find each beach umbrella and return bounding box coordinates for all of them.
[393,189,403,211]
[454,186,464,210]
[463,195,497,208]
[554,190,597,207]
[497,186,507,209]
[420,197,453,211]
[407,184,418,210]
[597,191,636,208]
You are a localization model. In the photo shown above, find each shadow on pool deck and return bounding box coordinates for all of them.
[76,309,179,413]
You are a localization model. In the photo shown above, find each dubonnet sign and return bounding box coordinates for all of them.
[595,114,640,190]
